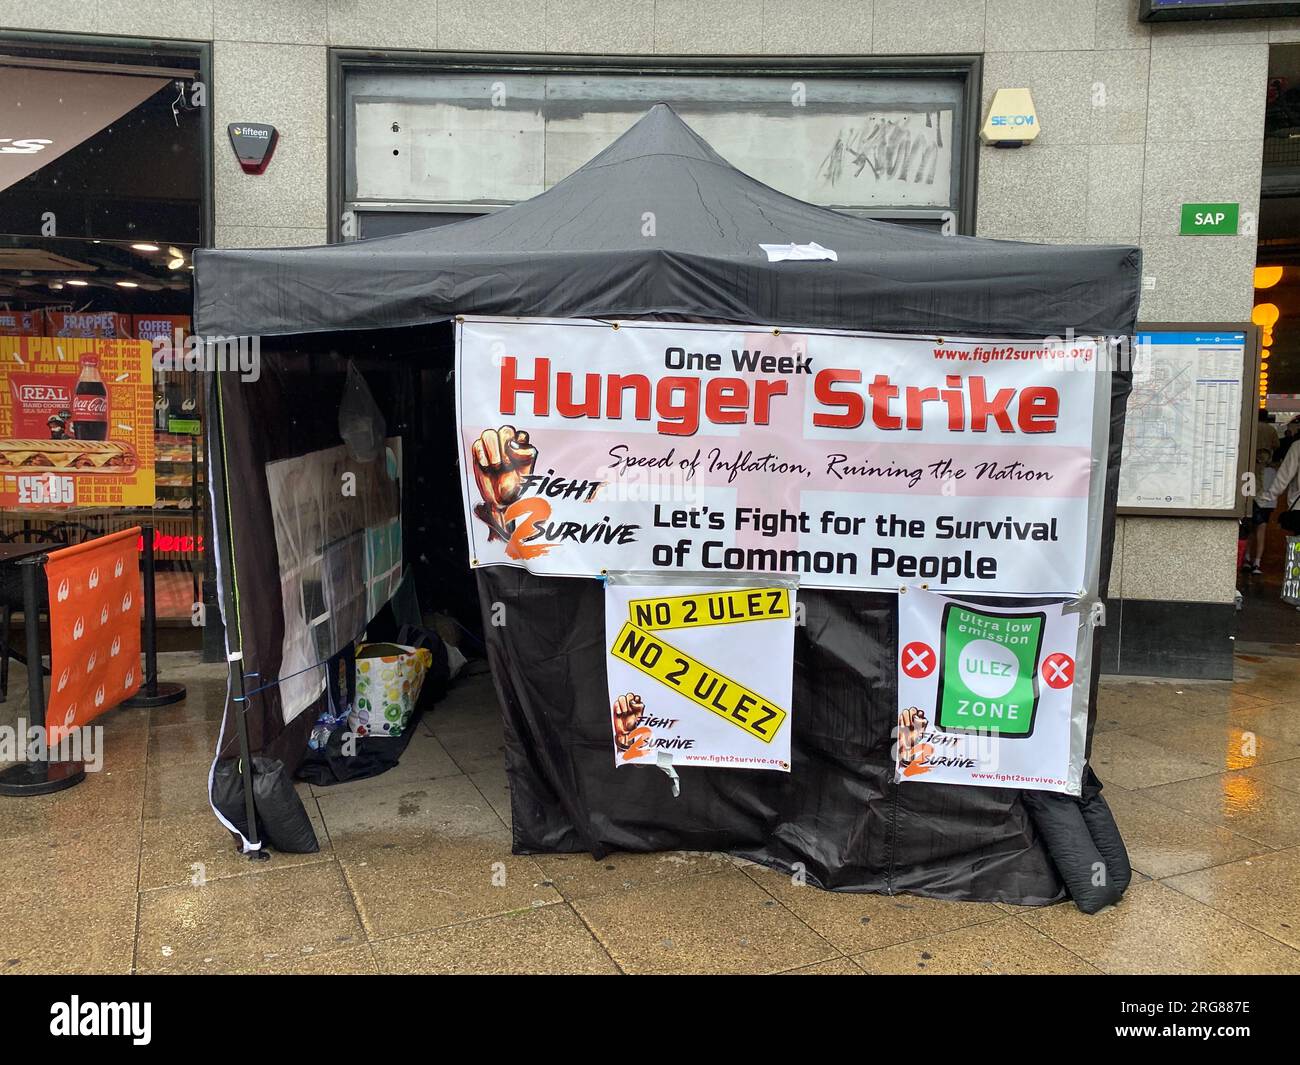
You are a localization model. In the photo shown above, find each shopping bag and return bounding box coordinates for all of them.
[349,642,433,738]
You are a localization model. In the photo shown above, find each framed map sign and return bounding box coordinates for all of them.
[1117,323,1258,518]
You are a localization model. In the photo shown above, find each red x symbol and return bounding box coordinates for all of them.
[1043,653,1075,690]
[901,641,936,679]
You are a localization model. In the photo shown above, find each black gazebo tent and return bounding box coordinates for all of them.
[195,105,1139,907]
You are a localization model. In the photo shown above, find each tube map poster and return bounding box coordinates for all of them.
[455,316,1108,597]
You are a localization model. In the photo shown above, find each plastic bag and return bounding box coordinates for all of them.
[338,361,385,462]
[309,644,357,750]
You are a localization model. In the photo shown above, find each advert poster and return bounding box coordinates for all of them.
[894,588,1088,795]
[604,579,795,772]
[0,337,156,508]
[0,309,43,336]
[456,317,1108,597]
[44,311,133,339]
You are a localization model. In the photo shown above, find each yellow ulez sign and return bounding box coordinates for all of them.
[610,587,792,743]
[627,586,791,630]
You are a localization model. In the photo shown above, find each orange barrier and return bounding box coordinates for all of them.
[44,527,142,735]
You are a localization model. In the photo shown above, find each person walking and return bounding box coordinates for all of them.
[1246,410,1281,575]
[1257,417,1300,570]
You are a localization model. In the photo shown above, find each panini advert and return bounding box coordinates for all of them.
[456,317,1105,596]
[0,337,155,508]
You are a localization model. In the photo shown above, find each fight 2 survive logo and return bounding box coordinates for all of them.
[468,424,628,560]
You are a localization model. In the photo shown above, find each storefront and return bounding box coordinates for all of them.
[332,54,981,240]
[0,3,1291,677]
[0,34,212,642]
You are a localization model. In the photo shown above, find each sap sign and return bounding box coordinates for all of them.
[981,89,1040,147]
[1179,203,1239,236]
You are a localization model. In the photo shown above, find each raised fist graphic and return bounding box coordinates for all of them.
[612,692,645,752]
[471,425,537,541]
[898,706,930,768]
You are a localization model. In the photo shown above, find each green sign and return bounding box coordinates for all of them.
[1180,202,1239,236]
[167,417,201,435]
[935,604,1046,738]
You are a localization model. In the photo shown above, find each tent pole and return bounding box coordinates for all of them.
[209,365,263,857]
[230,655,263,856]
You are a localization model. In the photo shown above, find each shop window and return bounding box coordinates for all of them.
[0,38,210,637]
[339,60,976,239]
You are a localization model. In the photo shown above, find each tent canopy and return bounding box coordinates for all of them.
[195,104,1138,339]
[197,105,1139,905]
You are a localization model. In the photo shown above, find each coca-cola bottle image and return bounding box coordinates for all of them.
[72,355,109,440]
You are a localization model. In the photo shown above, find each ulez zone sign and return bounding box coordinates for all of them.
[1180,203,1239,236]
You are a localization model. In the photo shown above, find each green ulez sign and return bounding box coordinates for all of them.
[935,604,1046,738]
[1180,202,1239,236]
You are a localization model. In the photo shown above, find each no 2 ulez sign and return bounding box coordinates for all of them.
[1179,203,1239,236]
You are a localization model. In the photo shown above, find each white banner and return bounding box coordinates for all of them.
[456,316,1107,596]
[604,580,795,772]
[894,588,1087,795]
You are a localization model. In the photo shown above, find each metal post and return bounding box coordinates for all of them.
[229,653,264,858]
[123,525,185,708]
[22,562,41,724]
[142,523,158,692]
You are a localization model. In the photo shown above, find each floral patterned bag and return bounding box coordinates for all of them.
[348,642,433,739]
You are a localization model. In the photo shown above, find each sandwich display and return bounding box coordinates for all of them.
[0,438,137,473]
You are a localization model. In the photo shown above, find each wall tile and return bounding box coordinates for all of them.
[1140,140,1261,241]
[216,0,327,44]
[654,0,764,54]
[95,0,214,40]
[874,0,985,55]
[762,0,872,55]
[1136,234,1258,322]
[975,144,1088,242]
[213,41,328,140]
[1149,18,1270,50]
[1094,0,1149,49]
[1121,517,1238,603]
[215,225,328,248]
[215,134,329,230]
[328,0,437,48]
[1090,49,1148,145]
[985,0,1096,53]
[437,0,546,52]
[547,0,654,54]
[1147,43,1268,144]
[0,1,92,32]
[1088,143,1144,242]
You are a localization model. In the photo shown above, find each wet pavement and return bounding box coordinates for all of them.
[2,651,1300,974]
